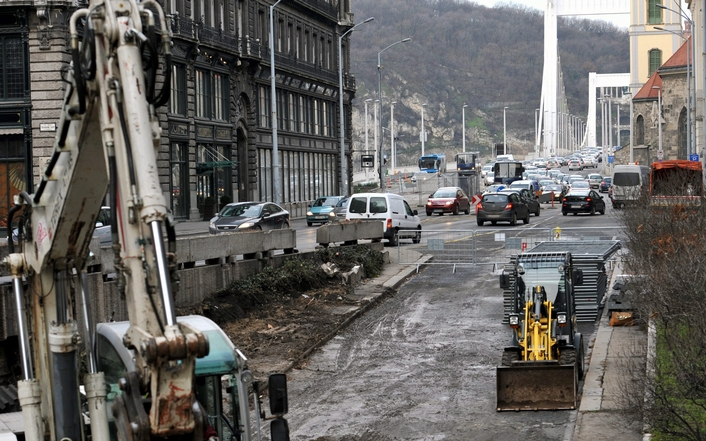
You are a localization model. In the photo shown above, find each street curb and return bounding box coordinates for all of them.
[277,254,431,375]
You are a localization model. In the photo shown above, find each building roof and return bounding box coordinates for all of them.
[660,36,691,69]
[633,71,662,100]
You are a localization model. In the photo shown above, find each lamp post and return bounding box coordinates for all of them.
[338,17,374,196]
[653,86,663,160]
[269,0,283,203]
[628,92,634,163]
[462,104,468,153]
[374,100,379,173]
[535,108,540,156]
[364,98,371,179]
[378,37,411,190]
[421,103,427,156]
[503,106,508,155]
[390,101,397,176]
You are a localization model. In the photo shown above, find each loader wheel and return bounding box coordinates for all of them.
[559,348,577,367]
[501,350,520,367]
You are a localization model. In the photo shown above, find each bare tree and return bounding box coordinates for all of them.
[616,173,706,441]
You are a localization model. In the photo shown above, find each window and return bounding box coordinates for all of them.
[195,69,211,118]
[213,73,228,121]
[170,64,186,115]
[170,143,189,218]
[636,115,645,144]
[259,86,270,128]
[0,35,26,100]
[288,92,296,131]
[0,135,26,228]
[648,49,662,76]
[648,0,662,24]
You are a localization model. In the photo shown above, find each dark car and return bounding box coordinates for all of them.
[209,202,290,233]
[562,189,606,216]
[476,192,530,226]
[599,177,612,193]
[331,196,350,220]
[426,186,471,216]
[499,188,541,216]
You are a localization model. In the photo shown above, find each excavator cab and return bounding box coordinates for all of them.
[496,253,584,411]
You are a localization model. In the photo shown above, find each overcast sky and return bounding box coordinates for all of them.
[469,0,630,30]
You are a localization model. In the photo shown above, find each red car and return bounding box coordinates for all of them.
[426,186,471,215]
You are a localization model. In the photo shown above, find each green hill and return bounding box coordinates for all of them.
[349,0,629,165]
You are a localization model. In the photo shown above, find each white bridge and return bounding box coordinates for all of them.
[539,0,630,156]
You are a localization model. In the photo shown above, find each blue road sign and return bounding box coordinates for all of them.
[608,155,614,164]
[690,153,700,162]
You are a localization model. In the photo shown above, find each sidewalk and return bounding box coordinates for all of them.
[571,260,648,441]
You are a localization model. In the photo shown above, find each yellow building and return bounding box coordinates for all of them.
[630,0,684,95]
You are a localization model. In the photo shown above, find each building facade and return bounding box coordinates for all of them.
[2,0,356,228]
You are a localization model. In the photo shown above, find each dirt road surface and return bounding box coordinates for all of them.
[280,264,598,441]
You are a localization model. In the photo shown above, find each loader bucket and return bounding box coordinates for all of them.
[496,362,577,411]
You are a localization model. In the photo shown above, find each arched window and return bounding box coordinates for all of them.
[678,107,687,159]
[636,115,645,145]
[648,0,663,24]
[649,49,662,75]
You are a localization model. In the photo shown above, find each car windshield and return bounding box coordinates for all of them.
[572,181,589,188]
[519,263,566,303]
[313,197,339,207]
[545,185,562,191]
[432,189,457,198]
[220,204,262,217]
[335,197,349,207]
[613,172,640,186]
[484,194,510,203]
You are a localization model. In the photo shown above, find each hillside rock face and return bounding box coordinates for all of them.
[348,0,629,166]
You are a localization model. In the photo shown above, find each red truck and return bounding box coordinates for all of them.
[649,160,703,207]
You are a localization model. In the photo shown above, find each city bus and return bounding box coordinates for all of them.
[455,151,479,175]
[493,160,524,185]
[419,153,447,173]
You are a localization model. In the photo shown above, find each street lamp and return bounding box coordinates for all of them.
[269,0,283,203]
[390,101,397,175]
[627,92,634,163]
[503,106,508,155]
[364,98,372,179]
[421,103,427,157]
[653,86,663,160]
[462,104,468,153]
[338,16,374,196]
[534,108,540,154]
[377,37,411,190]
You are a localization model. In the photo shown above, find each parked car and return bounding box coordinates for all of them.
[499,188,541,216]
[426,187,471,216]
[209,202,290,234]
[331,196,350,219]
[587,173,602,189]
[476,192,530,226]
[346,193,421,246]
[562,189,606,216]
[568,159,583,171]
[599,177,612,193]
[306,195,344,226]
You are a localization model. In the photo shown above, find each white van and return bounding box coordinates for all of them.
[497,154,514,162]
[611,164,650,208]
[345,193,422,246]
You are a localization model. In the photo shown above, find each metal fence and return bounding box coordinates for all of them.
[396,227,621,270]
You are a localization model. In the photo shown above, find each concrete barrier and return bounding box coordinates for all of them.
[316,220,384,246]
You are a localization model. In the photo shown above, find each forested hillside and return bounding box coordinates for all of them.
[348,0,629,165]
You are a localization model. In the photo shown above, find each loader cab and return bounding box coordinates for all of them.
[96,315,290,441]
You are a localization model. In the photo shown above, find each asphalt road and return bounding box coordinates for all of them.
[278,166,627,440]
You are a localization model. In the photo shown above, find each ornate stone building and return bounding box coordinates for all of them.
[629,38,690,165]
[1,0,356,227]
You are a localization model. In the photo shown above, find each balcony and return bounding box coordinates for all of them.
[171,15,196,40]
[198,24,240,53]
[297,0,338,19]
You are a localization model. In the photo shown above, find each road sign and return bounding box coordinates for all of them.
[471,194,481,205]
[361,155,374,168]
[690,153,700,162]
[658,149,664,160]
[607,155,614,164]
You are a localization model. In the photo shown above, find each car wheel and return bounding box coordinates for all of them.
[535,206,540,216]
[413,227,422,244]
[600,207,606,215]
[307,222,313,227]
[255,225,263,231]
[523,212,530,224]
[283,221,290,229]
[453,205,459,215]
[590,206,595,216]
[477,220,484,226]
[465,205,471,215]
[510,212,517,226]
[562,211,567,216]
[388,229,399,247]
[426,211,432,216]
[491,221,497,225]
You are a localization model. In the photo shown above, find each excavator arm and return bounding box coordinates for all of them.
[3,0,208,439]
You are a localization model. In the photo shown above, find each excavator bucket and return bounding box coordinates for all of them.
[496,362,577,411]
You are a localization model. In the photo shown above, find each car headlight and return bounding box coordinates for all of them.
[306,211,313,216]
[209,219,217,228]
[328,212,336,219]
[556,313,567,326]
[445,201,453,206]
[238,222,255,229]
[509,313,520,328]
